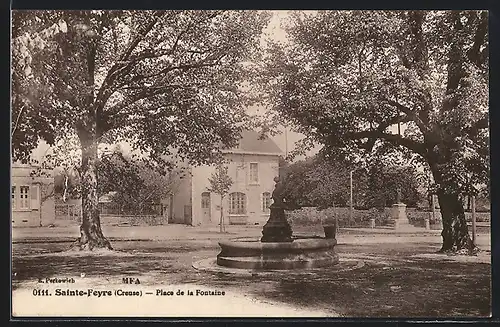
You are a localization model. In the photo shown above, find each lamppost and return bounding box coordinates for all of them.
[349,170,353,221]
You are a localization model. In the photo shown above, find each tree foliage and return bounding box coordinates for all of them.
[281,154,421,210]
[12,10,270,165]
[281,156,349,208]
[365,163,421,209]
[262,10,489,252]
[99,149,183,214]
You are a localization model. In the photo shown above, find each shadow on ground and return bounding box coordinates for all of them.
[12,240,490,318]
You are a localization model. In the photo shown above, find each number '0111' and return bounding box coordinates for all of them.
[33,289,50,296]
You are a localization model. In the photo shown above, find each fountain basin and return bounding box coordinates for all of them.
[217,238,339,270]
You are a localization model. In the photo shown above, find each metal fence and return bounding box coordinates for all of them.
[55,202,166,226]
[98,202,163,216]
[55,203,82,223]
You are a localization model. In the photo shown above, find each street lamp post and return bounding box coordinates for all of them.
[349,170,353,221]
[471,195,477,246]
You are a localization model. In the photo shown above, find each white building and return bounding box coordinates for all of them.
[169,130,283,226]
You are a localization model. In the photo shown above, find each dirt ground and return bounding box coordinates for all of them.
[11,225,491,318]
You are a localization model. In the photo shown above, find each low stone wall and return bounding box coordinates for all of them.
[286,207,390,228]
[287,207,490,229]
[228,215,248,225]
[100,214,166,226]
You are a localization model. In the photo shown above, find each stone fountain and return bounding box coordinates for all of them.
[216,177,339,270]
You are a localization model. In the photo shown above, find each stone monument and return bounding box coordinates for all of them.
[391,186,411,230]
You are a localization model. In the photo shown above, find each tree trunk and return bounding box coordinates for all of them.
[436,191,474,253]
[430,165,475,253]
[220,197,224,233]
[73,134,112,251]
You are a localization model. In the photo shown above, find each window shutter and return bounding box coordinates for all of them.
[259,192,263,212]
[11,185,16,210]
[241,163,247,184]
[31,185,39,210]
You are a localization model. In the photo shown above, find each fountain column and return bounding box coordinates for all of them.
[261,177,293,242]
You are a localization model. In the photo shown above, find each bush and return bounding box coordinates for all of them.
[465,212,490,222]
[286,207,391,228]
[288,206,491,228]
[407,209,442,226]
[407,208,490,225]
[286,207,322,226]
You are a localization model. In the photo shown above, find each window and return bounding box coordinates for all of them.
[262,192,271,213]
[11,186,16,209]
[249,163,259,184]
[19,186,30,209]
[229,192,246,215]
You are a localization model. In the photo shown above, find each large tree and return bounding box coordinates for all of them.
[262,10,489,253]
[12,10,270,250]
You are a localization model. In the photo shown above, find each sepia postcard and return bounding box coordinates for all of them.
[11,9,491,318]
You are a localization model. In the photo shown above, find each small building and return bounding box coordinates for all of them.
[11,163,55,227]
[171,130,283,226]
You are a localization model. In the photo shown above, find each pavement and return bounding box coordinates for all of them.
[11,224,491,248]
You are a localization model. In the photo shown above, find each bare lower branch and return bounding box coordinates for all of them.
[385,98,430,134]
[349,130,427,156]
[364,114,413,150]
[11,105,25,138]
[94,11,164,113]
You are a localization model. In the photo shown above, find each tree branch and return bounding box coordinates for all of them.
[464,116,489,138]
[140,55,225,80]
[349,130,427,156]
[41,183,55,204]
[11,105,25,138]
[93,11,164,113]
[467,11,488,68]
[120,11,165,62]
[445,11,467,94]
[384,98,429,134]
[364,114,413,150]
[408,10,429,75]
[98,82,200,133]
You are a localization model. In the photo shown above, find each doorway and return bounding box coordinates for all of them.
[201,192,211,224]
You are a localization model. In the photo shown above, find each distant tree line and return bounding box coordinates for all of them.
[279,155,421,210]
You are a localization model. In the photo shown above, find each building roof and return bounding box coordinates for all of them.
[225,130,283,155]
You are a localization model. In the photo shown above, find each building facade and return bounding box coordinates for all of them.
[11,163,55,227]
[172,130,283,226]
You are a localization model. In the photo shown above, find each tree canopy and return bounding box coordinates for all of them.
[12,10,270,166]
